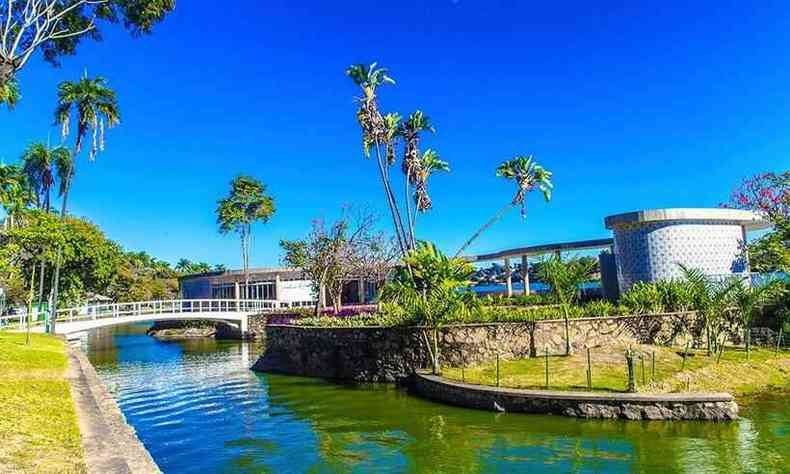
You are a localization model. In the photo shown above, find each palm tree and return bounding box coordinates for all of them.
[216,176,276,299]
[0,163,33,229]
[0,79,19,109]
[414,149,449,214]
[399,111,436,246]
[54,73,121,216]
[175,259,193,273]
[456,155,553,257]
[679,265,740,357]
[21,143,72,310]
[381,242,480,374]
[733,279,778,360]
[346,62,409,254]
[536,255,596,355]
[49,73,120,332]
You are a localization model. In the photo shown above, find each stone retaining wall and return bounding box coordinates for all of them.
[252,313,710,382]
[413,373,739,421]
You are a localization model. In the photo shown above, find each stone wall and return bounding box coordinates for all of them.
[252,312,708,383]
[413,373,738,421]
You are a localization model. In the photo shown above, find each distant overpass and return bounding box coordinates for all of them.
[465,238,614,297]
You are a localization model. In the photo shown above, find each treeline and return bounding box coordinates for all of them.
[0,200,222,308]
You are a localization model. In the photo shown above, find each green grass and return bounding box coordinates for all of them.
[0,331,86,473]
[442,344,790,397]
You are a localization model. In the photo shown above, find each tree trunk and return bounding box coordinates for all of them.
[49,168,74,334]
[373,143,409,254]
[432,327,440,375]
[0,60,14,87]
[404,175,415,248]
[563,304,572,356]
[455,203,515,258]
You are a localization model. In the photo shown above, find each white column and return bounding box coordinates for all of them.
[504,257,513,297]
[275,274,283,306]
[521,255,530,295]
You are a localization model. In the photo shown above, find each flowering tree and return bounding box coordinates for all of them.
[724,171,790,272]
[725,172,789,222]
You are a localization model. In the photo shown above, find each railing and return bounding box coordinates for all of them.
[50,299,278,325]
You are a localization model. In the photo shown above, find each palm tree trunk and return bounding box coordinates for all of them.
[563,304,572,356]
[36,188,51,310]
[373,142,409,254]
[455,202,515,258]
[49,170,73,334]
[404,176,416,248]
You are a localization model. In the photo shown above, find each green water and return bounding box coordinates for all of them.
[86,324,789,473]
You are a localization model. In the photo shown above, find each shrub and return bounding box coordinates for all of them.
[582,299,617,317]
[620,282,665,314]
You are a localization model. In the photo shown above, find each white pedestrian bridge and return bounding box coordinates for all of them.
[1,299,276,338]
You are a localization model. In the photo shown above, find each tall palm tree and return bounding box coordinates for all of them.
[21,143,72,310]
[399,111,435,246]
[0,163,33,228]
[414,149,449,214]
[346,62,409,254]
[50,73,120,332]
[54,73,121,216]
[455,155,553,257]
[0,79,19,110]
[21,143,71,213]
[217,176,276,299]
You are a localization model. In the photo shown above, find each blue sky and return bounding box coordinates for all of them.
[1,1,789,268]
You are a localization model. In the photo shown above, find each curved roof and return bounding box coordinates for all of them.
[604,208,771,231]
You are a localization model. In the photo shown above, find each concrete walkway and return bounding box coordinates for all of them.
[66,346,160,473]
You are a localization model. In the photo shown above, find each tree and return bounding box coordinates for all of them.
[22,142,71,308]
[48,73,120,329]
[54,73,121,215]
[0,163,33,228]
[724,172,790,272]
[680,265,740,357]
[0,78,19,108]
[413,149,449,215]
[0,0,174,100]
[381,242,480,374]
[535,255,595,356]
[216,176,275,299]
[455,155,552,257]
[281,209,396,313]
[399,110,435,245]
[733,279,778,360]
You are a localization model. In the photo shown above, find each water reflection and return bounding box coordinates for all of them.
[86,325,789,474]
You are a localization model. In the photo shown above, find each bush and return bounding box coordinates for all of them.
[480,292,553,307]
[292,304,417,327]
[582,299,617,317]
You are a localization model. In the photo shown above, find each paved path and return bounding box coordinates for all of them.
[66,345,160,473]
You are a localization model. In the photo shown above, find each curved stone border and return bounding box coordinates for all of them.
[413,372,738,421]
[66,344,161,473]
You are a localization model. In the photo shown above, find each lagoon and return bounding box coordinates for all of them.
[86,324,788,473]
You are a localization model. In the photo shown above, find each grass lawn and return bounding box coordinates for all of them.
[442,343,790,397]
[0,331,86,473]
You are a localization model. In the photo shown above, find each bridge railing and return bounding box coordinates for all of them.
[52,299,277,324]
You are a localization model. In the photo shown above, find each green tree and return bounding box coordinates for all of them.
[49,73,120,326]
[399,111,435,245]
[0,78,19,108]
[455,155,552,257]
[216,176,275,298]
[346,62,409,253]
[536,255,596,356]
[54,73,121,215]
[733,279,778,359]
[680,265,740,357]
[21,143,72,308]
[0,163,33,228]
[0,0,174,101]
[413,149,449,215]
[381,242,480,374]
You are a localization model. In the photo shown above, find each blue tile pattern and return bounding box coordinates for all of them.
[612,219,747,292]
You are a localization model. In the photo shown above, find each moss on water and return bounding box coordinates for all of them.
[0,332,86,473]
